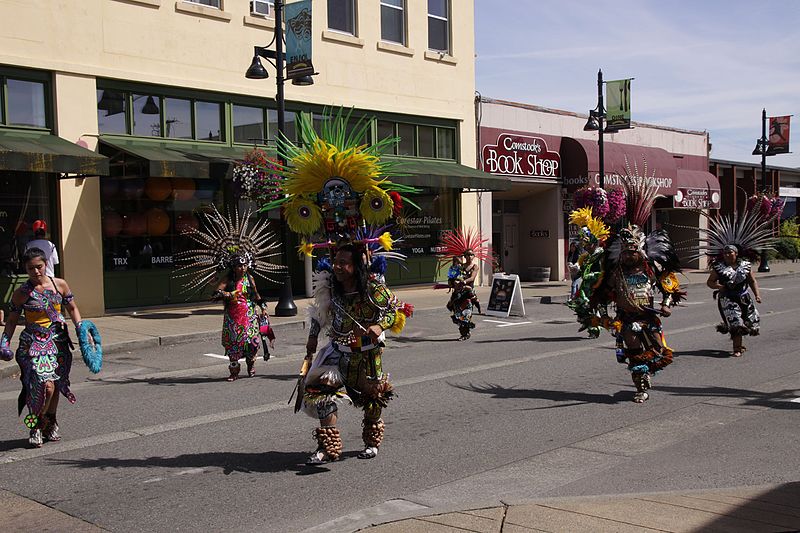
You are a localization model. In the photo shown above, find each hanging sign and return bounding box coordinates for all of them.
[605,78,632,132]
[285,0,314,79]
[482,133,561,178]
[485,273,525,317]
[767,115,791,155]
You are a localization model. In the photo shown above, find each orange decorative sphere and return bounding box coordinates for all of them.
[102,210,123,238]
[145,177,173,201]
[172,178,196,200]
[145,208,171,236]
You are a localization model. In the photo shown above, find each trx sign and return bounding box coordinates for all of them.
[482,133,561,178]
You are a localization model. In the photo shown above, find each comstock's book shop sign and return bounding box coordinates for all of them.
[482,133,561,178]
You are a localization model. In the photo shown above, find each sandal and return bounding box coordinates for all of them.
[357,446,378,460]
[633,392,649,403]
[306,450,333,465]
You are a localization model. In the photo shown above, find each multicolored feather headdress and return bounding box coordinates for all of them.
[568,207,610,245]
[173,205,286,294]
[261,108,418,258]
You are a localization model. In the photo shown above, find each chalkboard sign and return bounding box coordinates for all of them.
[485,273,525,317]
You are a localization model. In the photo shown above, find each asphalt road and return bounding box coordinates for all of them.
[1,277,799,532]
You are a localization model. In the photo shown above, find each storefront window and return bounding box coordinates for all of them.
[396,188,456,255]
[233,105,265,144]
[97,89,128,134]
[164,97,192,139]
[397,123,415,156]
[436,127,455,159]
[418,125,435,158]
[195,101,223,141]
[6,79,46,128]
[100,175,223,273]
[0,173,54,276]
[132,94,161,136]
[267,109,296,143]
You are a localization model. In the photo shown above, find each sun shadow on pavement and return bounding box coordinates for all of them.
[450,382,627,407]
[676,348,730,358]
[51,451,328,476]
[97,373,299,386]
[0,438,29,452]
[656,384,800,410]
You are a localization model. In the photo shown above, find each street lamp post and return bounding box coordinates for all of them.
[752,108,771,272]
[584,69,606,188]
[245,0,316,316]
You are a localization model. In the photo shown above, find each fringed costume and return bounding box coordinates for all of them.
[569,160,684,403]
[263,109,416,464]
[435,228,490,340]
[698,193,780,357]
[174,205,285,380]
[566,208,610,338]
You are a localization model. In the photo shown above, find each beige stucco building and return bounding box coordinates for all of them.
[1,0,505,316]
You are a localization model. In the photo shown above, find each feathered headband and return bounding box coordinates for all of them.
[173,205,286,294]
[568,207,610,244]
[437,228,491,261]
[259,108,418,257]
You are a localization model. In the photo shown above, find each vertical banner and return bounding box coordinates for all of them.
[285,0,314,79]
[605,78,632,131]
[767,115,791,155]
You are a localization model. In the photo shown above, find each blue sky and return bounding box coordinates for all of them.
[474,0,800,168]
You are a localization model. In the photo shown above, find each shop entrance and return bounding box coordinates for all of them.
[502,213,519,274]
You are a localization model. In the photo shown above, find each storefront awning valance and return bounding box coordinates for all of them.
[560,137,678,195]
[384,158,512,191]
[0,129,109,176]
[675,169,720,191]
[99,137,248,179]
[673,169,722,209]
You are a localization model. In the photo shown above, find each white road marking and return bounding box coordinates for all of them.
[682,301,706,305]
[204,353,228,360]
[762,287,783,291]
[483,319,531,327]
[791,398,800,403]
[142,477,163,484]
[175,467,207,476]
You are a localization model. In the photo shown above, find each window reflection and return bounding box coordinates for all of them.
[437,128,455,159]
[268,109,296,143]
[233,105,265,144]
[418,125,434,158]
[97,89,128,134]
[7,79,46,128]
[133,94,161,136]
[397,123,415,156]
[195,101,222,141]
[164,97,192,139]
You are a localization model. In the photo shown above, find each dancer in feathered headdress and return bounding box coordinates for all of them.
[702,193,781,357]
[566,207,610,338]
[569,159,684,403]
[268,109,415,464]
[174,205,285,381]
[434,228,490,340]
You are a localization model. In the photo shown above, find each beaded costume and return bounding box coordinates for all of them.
[264,109,415,463]
[569,160,684,402]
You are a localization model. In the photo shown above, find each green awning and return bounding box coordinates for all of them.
[99,137,249,179]
[0,129,109,175]
[384,158,512,191]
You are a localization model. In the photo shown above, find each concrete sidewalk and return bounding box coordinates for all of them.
[1,261,797,379]
[358,482,800,532]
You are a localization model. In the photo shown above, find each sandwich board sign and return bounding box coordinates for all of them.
[485,273,525,317]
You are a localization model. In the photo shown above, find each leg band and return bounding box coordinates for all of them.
[362,418,385,449]
[314,426,342,461]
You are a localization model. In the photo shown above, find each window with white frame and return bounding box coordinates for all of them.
[427,0,450,53]
[381,0,405,45]
[327,0,355,35]
[184,0,221,8]
[250,0,272,17]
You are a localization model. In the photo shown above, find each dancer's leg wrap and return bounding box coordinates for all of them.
[314,426,342,461]
[362,418,385,449]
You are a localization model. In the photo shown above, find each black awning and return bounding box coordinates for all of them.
[0,130,109,175]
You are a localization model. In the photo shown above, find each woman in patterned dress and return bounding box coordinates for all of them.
[213,255,264,381]
[706,245,762,357]
[1,247,85,447]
